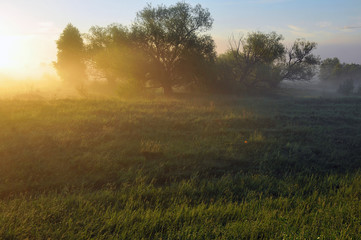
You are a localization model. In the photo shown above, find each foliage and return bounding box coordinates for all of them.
[52,3,322,95]
[131,2,216,95]
[1,96,361,238]
[281,39,320,81]
[357,85,361,95]
[54,24,86,86]
[338,78,354,95]
[227,31,285,89]
[220,33,319,91]
[213,52,240,93]
[85,24,130,83]
[320,57,361,85]
[85,24,151,91]
[319,57,343,83]
[173,35,217,91]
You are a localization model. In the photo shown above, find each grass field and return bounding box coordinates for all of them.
[0,94,360,239]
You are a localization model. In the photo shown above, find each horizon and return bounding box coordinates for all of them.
[1,0,361,79]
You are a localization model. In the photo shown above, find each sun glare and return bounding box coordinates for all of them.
[0,33,46,78]
[0,35,17,70]
[0,21,56,79]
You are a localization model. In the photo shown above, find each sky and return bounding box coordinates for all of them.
[0,0,361,78]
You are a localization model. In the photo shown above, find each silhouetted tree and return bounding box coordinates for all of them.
[54,24,86,85]
[281,39,320,81]
[228,31,285,88]
[214,52,240,93]
[221,33,319,91]
[131,2,215,95]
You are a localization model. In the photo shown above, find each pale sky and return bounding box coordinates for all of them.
[0,0,361,78]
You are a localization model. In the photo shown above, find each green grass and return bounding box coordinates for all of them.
[0,95,361,239]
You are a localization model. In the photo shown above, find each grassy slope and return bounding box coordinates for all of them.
[0,95,360,239]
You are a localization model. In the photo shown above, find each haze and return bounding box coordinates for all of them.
[2,1,361,238]
[0,0,360,79]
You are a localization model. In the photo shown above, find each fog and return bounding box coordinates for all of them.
[0,74,113,100]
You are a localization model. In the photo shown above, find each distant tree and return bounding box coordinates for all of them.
[338,78,354,95]
[343,63,361,82]
[356,85,361,95]
[281,39,320,81]
[131,2,215,95]
[54,24,86,85]
[320,58,361,85]
[319,57,342,82]
[220,33,319,91]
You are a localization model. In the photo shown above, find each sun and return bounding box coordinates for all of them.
[0,22,55,78]
[0,33,38,78]
[0,21,32,74]
[0,35,17,69]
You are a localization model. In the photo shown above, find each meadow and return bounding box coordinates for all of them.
[0,94,360,239]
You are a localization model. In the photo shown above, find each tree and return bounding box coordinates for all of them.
[281,39,320,81]
[85,24,145,86]
[54,24,86,85]
[338,78,354,95]
[320,58,361,85]
[228,31,285,88]
[173,35,216,91]
[221,33,319,91]
[319,57,342,82]
[131,2,215,95]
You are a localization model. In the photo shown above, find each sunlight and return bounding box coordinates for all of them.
[0,21,38,77]
[0,35,17,70]
[0,33,46,78]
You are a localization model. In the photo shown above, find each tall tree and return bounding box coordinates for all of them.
[54,24,86,85]
[131,2,215,95]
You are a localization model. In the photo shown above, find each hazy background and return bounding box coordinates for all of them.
[0,0,360,79]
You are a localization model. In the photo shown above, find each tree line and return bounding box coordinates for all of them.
[319,57,361,95]
[55,2,348,96]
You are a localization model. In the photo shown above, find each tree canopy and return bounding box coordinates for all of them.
[281,39,320,81]
[219,32,319,91]
[54,2,323,95]
[54,23,86,85]
[131,2,215,95]
[227,31,285,89]
[85,24,147,86]
[320,57,361,84]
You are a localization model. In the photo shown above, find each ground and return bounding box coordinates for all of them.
[0,94,360,239]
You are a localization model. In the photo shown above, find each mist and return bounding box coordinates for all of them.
[1,1,361,239]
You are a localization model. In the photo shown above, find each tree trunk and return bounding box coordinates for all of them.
[160,66,173,96]
[161,68,173,96]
